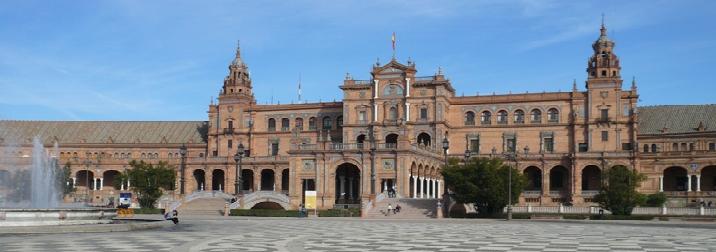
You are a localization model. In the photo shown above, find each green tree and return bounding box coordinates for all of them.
[593,165,646,215]
[57,162,76,196]
[116,160,176,208]
[442,157,526,216]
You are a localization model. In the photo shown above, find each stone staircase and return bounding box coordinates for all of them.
[366,197,438,219]
[177,198,227,216]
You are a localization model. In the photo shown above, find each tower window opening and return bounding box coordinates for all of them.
[230,89,234,93]
[601,70,607,77]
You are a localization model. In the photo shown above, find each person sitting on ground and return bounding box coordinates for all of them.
[395,204,401,213]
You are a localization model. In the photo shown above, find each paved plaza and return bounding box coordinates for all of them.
[2,217,716,251]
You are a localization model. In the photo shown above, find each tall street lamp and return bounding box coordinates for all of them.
[179,144,187,195]
[464,149,471,163]
[503,152,516,221]
[234,143,245,196]
[441,136,449,216]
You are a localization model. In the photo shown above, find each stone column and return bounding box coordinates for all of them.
[433,179,438,198]
[99,178,104,190]
[412,176,417,198]
[127,179,130,188]
[697,175,701,192]
[435,180,443,199]
[93,178,98,190]
[121,181,125,191]
[339,175,345,200]
[688,175,692,192]
[72,177,76,187]
[659,175,664,192]
[419,177,424,198]
[348,177,354,200]
[383,180,387,193]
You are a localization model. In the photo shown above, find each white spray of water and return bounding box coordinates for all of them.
[29,137,60,208]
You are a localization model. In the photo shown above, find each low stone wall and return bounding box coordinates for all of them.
[0,208,117,227]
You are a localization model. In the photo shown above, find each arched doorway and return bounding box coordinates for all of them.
[241,169,253,191]
[410,163,416,198]
[335,163,361,205]
[281,169,289,192]
[664,166,688,191]
[260,169,275,191]
[701,166,716,192]
[550,166,569,191]
[103,170,121,190]
[581,165,601,191]
[523,166,541,191]
[417,133,431,146]
[193,169,206,191]
[251,202,285,210]
[212,169,225,191]
[385,133,398,148]
[76,170,94,188]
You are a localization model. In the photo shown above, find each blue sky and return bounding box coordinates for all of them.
[0,0,714,121]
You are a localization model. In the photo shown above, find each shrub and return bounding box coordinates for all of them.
[645,193,667,207]
[229,209,300,217]
[318,208,360,217]
[132,208,164,214]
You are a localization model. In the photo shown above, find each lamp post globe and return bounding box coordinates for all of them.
[234,143,245,196]
[464,149,471,162]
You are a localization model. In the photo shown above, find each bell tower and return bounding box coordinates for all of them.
[221,41,255,102]
[586,21,622,87]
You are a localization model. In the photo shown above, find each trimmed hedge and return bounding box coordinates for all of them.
[132,208,164,214]
[230,209,300,217]
[453,212,666,221]
[318,208,361,217]
[589,214,655,220]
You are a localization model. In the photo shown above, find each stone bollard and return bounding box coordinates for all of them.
[558,203,564,214]
[527,204,532,213]
[224,202,230,217]
[436,201,443,219]
[700,206,705,216]
[662,205,668,215]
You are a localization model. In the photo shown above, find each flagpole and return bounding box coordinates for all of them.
[391,32,396,60]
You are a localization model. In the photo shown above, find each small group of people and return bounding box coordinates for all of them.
[386,188,397,198]
[386,203,401,216]
[698,200,713,208]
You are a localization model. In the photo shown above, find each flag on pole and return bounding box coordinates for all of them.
[298,73,302,102]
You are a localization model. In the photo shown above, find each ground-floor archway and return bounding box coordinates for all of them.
[193,169,206,191]
[664,166,688,191]
[281,169,289,192]
[335,163,360,204]
[103,170,121,189]
[701,166,716,191]
[241,169,253,191]
[212,169,225,191]
[75,170,94,188]
[261,169,275,191]
[523,166,541,191]
[581,165,601,191]
[550,166,568,191]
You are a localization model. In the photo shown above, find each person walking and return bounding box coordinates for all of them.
[387,204,393,216]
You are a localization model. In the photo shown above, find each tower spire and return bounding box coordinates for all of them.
[232,40,244,67]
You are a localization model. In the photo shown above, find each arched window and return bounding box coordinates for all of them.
[672,143,678,151]
[388,106,397,120]
[651,144,657,153]
[497,110,508,124]
[309,117,316,130]
[465,111,475,126]
[322,116,332,130]
[281,118,290,131]
[336,116,343,128]
[514,110,525,124]
[481,111,491,125]
[643,144,649,153]
[295,118,304,131]
[268,118,276,132]
[547,108,559,123]
[530,109,542,123]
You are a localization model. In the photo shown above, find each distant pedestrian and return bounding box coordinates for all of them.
[387,204,393,216]
[395,204,401,213]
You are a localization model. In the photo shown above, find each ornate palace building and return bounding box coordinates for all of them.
[1,24,715,212]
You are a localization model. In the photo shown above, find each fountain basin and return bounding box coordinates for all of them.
[0,208,117,226]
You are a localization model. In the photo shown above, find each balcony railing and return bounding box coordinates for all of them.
[223,128,235,134]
